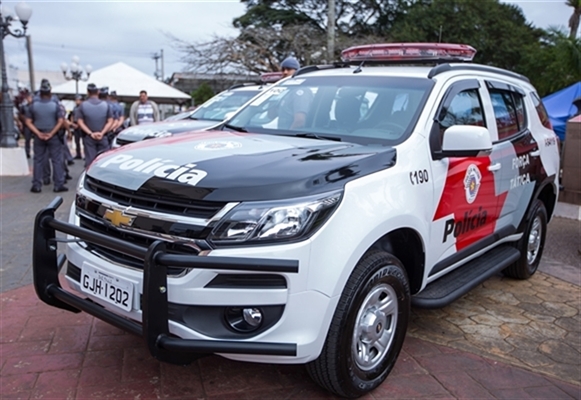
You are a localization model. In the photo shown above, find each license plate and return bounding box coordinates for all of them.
[80,264,134,312]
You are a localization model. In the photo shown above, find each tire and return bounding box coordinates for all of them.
[503,199,547,279]
[306,251,410,398]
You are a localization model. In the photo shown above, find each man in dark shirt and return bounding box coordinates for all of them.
[25,81,66,193]
[77,83,114,167]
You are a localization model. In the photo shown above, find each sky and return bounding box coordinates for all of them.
[1,0,575,90]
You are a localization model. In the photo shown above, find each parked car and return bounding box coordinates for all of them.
[33,43,559,398]
[162,108,197,121]
[112,83,269,148]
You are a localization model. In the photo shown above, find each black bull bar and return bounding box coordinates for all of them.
[33,197,299,364]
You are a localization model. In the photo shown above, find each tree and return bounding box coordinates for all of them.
[567,0,581,39]
[170,0,402,75]
[234,0,408,37]
[522,28,581,96]
[191,82,215,106]
[389,0,545,73]
[170,24,329,75]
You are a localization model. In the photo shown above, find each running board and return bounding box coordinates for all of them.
[412,245,520,309]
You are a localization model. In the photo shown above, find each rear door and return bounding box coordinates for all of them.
[483,80,538,233]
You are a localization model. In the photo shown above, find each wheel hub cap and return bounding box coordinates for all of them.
[352,283,398,371]
[527,216,542,264]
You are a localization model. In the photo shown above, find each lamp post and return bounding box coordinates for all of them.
[60,56,92,96]
[0,0,32,148]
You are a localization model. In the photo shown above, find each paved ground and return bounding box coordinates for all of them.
[1,147,580,398]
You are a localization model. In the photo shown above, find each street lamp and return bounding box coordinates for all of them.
[60,56,92,96]
[0,0,32,148]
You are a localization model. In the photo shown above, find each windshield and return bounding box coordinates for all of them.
[227,75,434,145]
[189,89,261,122]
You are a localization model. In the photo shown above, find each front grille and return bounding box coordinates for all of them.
[79,216,198,275]
[85,176,226,220]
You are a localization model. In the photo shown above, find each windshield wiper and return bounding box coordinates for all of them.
[295,133,342,142]
[223,123,247,132]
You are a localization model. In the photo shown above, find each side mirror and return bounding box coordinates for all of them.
[439,125,492,158]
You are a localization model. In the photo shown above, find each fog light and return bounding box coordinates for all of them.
[243,308,263,327]
[225,307,263,332]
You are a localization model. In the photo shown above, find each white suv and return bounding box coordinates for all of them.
[112,82,271,148]
[33,43,559,398]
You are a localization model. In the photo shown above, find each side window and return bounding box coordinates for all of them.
[489,89,527,140]
[438,89,484,137]
[530,91,552,129]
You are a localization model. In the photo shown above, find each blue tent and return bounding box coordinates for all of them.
[542,82,581,141]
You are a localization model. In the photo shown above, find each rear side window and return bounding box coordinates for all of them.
[489,89,527,140]
[530,92,552,129]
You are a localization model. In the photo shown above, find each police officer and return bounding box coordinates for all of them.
[25,81,67,193]
[98,86,119,146]
[70,94,84,159]
[77,83,114,167]
[108,90,125,139]
[16,89,33,158]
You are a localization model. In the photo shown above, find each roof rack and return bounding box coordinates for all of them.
[294,62,351,77]
[428,63,530,83]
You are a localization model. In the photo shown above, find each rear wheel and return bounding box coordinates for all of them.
[503,199,547,279]
[306,251,410,398]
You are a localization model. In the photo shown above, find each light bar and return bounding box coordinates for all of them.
[260,72,284,83]
[341,43,477,63]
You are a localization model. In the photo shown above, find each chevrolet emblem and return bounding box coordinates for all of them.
[103,208,135,228]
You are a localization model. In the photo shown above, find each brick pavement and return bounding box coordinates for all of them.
[1,147,580,398]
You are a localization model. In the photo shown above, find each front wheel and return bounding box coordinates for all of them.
[503,199,547,279]
[306,251,410,398]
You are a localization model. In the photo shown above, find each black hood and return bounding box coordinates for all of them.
[116,119,219,143]
[89,131,397,202]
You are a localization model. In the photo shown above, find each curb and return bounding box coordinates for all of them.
[553,201,581,220]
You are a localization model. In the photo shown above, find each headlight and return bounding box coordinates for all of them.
[209,190,342,246]
[77,171,86,191]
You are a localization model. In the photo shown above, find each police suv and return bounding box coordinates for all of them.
[33,43,559,398]
[112,76,281,148]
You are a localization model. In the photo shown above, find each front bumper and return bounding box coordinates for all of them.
[33,197,299,365]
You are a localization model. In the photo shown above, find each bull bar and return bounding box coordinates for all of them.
[33,197,299,365]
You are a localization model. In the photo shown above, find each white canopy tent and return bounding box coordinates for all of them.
[51,62,191,105]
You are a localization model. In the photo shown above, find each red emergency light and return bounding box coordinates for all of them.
[341,43,477,64]
[261,72,284,83]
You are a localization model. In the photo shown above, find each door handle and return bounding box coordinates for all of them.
[487,163,501,172]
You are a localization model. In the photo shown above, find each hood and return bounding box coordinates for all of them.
[116,119,219,143]
[89,131,397,202]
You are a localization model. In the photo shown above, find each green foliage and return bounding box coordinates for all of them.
[234,0,409,38]
[191,83,215,106]
[389,0,544,72]
[521,28,581,96]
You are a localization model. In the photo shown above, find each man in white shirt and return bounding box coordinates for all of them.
[129,90,160,125]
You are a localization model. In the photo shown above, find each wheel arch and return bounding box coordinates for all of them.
[369,228,425,295]
[536,181,557,222]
